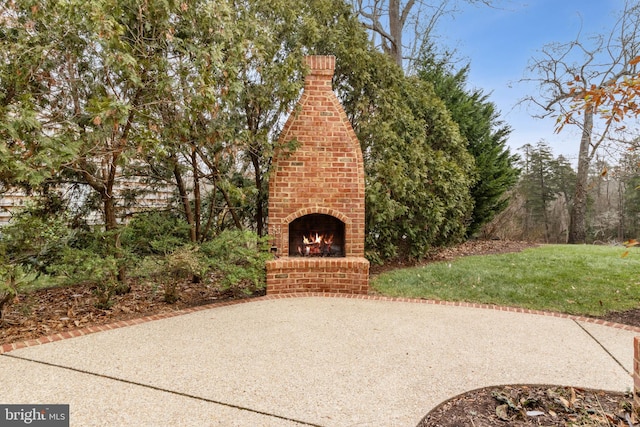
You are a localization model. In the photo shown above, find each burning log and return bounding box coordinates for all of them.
[297,232,334,256]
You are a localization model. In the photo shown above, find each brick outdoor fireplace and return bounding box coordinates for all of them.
[266,55,370,294]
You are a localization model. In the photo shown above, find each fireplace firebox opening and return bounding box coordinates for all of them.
[288,214,345,257]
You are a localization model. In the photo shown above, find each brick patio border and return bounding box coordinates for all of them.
[3,292,640,354]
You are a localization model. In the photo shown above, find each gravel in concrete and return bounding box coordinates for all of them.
[1,297,636,426]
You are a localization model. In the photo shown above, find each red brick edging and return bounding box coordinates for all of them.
[634,337,640,401]
[3,293,640,354]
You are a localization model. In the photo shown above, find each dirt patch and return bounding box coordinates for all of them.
[598,308,640,329]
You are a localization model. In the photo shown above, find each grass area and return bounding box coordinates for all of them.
[371,244,640,316]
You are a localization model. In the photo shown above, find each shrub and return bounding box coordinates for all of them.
[0,199,73,318]
[0,201,75,274]
[200,230,271,294]
[160,245,206,303]
[121,211,191,256]
[0,263,33,325]
[47,246,121,309]
[45,227,132,308]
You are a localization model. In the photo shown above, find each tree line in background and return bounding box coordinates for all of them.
[525,0,640,244]
[0,0,518,308]
[487,141,640,244]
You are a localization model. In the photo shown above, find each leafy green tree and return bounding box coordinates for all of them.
[0,2,81,190]
[414,52,520,236]
[128,0,247,241]
[0,3,121,231]
[335,50,476,261]
[3,0,159,231]
[0,0,246,281]
[551,155,577,207]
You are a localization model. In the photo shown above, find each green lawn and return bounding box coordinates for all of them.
[371,244,640,316]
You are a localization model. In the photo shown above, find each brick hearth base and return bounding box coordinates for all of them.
[266,257,369,294]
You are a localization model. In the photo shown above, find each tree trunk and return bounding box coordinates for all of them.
[568,109,594,244]
[220,184,243,231]
[173,160,197,243]
[201,180,218,242]
[249,150,265,237]
[190,147,202,241]
[102,192,118,232]
[538,165,550,243]
[244,98,266,236]
[102,190,127,285]
[388,0,403,67]
[617,180,625,241]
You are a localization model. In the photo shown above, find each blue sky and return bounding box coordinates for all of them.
[435,0,623,162]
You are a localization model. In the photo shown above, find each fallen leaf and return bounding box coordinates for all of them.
[570,387,577,406]
[526,410,545,417]
[496,404,510,421]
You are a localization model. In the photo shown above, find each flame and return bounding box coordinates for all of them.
[303,233,323,245]
[300,232,334,256]
[303,233,332,245]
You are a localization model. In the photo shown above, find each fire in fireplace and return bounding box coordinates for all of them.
[288,214,345,257]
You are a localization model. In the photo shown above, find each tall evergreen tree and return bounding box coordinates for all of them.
[415,52,520,236]
[335,50,476,261]
[518,142,558,242]
[514,141,578,242]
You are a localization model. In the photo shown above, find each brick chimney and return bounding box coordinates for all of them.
[304,55,335,82]
[265,55,369,294]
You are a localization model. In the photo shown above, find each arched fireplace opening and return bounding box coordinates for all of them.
[288,214,345,257]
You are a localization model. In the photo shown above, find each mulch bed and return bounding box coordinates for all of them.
[0,279,264,345]
[418,384,636,427]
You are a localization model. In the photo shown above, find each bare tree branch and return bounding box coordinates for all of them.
[523,0,640,243]
[350,0,500,69]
